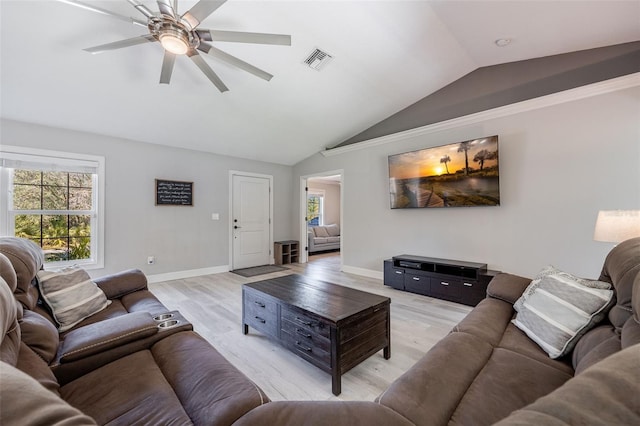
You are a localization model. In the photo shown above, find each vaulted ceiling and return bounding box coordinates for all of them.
[1,1,639,165]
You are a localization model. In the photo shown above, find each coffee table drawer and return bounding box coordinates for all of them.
[243,289,278,337]
[280,328,331,369]
[280,306,330,339]
[281,318,331,352]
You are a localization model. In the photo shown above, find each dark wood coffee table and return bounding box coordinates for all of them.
[242,274,391,395]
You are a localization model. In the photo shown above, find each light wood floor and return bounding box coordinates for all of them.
[150,253,471,402]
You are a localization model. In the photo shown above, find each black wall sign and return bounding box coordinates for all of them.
[155,179,193,206]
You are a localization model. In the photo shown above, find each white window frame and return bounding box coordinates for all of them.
[0,145,105,269]
[307,189,325,226]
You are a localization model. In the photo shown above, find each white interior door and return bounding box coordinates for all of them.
[231,174,271,269]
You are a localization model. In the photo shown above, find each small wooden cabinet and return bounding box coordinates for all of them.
[274,240,299,265]
[383,255,499,307]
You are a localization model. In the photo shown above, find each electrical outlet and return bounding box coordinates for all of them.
[147,256,155,265]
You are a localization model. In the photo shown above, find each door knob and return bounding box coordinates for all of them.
[234,225,241,229]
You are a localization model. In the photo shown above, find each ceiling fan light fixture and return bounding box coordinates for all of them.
[159,28,190,55]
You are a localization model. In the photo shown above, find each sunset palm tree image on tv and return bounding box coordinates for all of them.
[389,136,500,208]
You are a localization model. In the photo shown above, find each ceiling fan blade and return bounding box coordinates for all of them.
[198,29,291,46]
[187,50,229,92]
[160,51,176,84]
[84,35,156,54]
[57,0,147,28]
[157,0,177,18]
[181,0,226,29]
[198,43,273,81]
[127,0,155,19]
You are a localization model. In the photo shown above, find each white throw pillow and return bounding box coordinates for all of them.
[512,266,614,359]
[37,266,110,332]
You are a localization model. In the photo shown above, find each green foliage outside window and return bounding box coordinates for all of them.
[13,170,93,262]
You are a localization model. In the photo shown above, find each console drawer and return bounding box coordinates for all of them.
[430,277,463,301]
[404,273,430,296]
[383,260,405,290]
[281,306,330,339]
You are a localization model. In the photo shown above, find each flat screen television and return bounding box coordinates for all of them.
[388,135,500,209]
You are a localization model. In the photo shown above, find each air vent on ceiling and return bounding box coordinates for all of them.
[303,48,333,71]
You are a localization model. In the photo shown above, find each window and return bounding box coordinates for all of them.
[0,146,105,268]
[307,189,325,226]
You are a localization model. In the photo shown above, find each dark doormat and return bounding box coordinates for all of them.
[232,265,288,278]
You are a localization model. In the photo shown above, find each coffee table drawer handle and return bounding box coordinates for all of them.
[295,341,312,352]
[296,329,312,338]
[254,301,266,308]
[440,282,449,286]
[254,316,266,324]
[295,317,312,326]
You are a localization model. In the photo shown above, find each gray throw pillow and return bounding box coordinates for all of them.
[512,266,614,359]
[314,226,330,237]
[325,224,340,237]
[37,266,110,332]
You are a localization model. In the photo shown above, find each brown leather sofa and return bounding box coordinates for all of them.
[1,236,639,425]
[0,237,268,425]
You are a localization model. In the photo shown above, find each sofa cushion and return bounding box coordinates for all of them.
[16,342,61,394]
[494,343,640,426]
[325,224,340,237]
[0,361,95,426]
[314,237,329,244]
[19,310,59,363]
[513,266,614,358]
[376,331,495,426]
[313,226,330,237]
[599,237,640,329]
[60,349,193,425]
[327,236,340,243]
[0,276,20,366]
[151,331,269,425]
[37,266,110,332]
[571,324,620,374]
[450,347,573,425]
[0,253,17,293]
[497,323,574,376]
[0,237,44,311]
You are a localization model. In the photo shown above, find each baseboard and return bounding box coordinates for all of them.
[147,265,230,284]
[341,265,383,280]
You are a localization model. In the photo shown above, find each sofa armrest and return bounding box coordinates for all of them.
[94,269,148,299]
[58,312,158,363]
[486,272,532,305]
[232,401,414,426]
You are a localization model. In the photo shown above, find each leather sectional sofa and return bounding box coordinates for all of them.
[1,236,639,425]
[0,237,268,425]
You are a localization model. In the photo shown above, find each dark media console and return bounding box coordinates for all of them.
[384,255,499,306]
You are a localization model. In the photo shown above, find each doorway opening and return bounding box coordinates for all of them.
[300,171,343,269]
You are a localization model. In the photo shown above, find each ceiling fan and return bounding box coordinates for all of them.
[59,0,291,92]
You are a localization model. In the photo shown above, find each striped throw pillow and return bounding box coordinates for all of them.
[37,266,110,332]
[513,266,614,359]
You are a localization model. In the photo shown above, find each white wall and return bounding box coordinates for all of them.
[308,181,341,226]
[293,86,640,279]
[1,119,294,278]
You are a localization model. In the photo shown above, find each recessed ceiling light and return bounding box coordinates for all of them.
[495,38,512,47]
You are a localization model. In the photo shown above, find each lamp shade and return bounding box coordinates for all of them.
[593,210,640,243]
